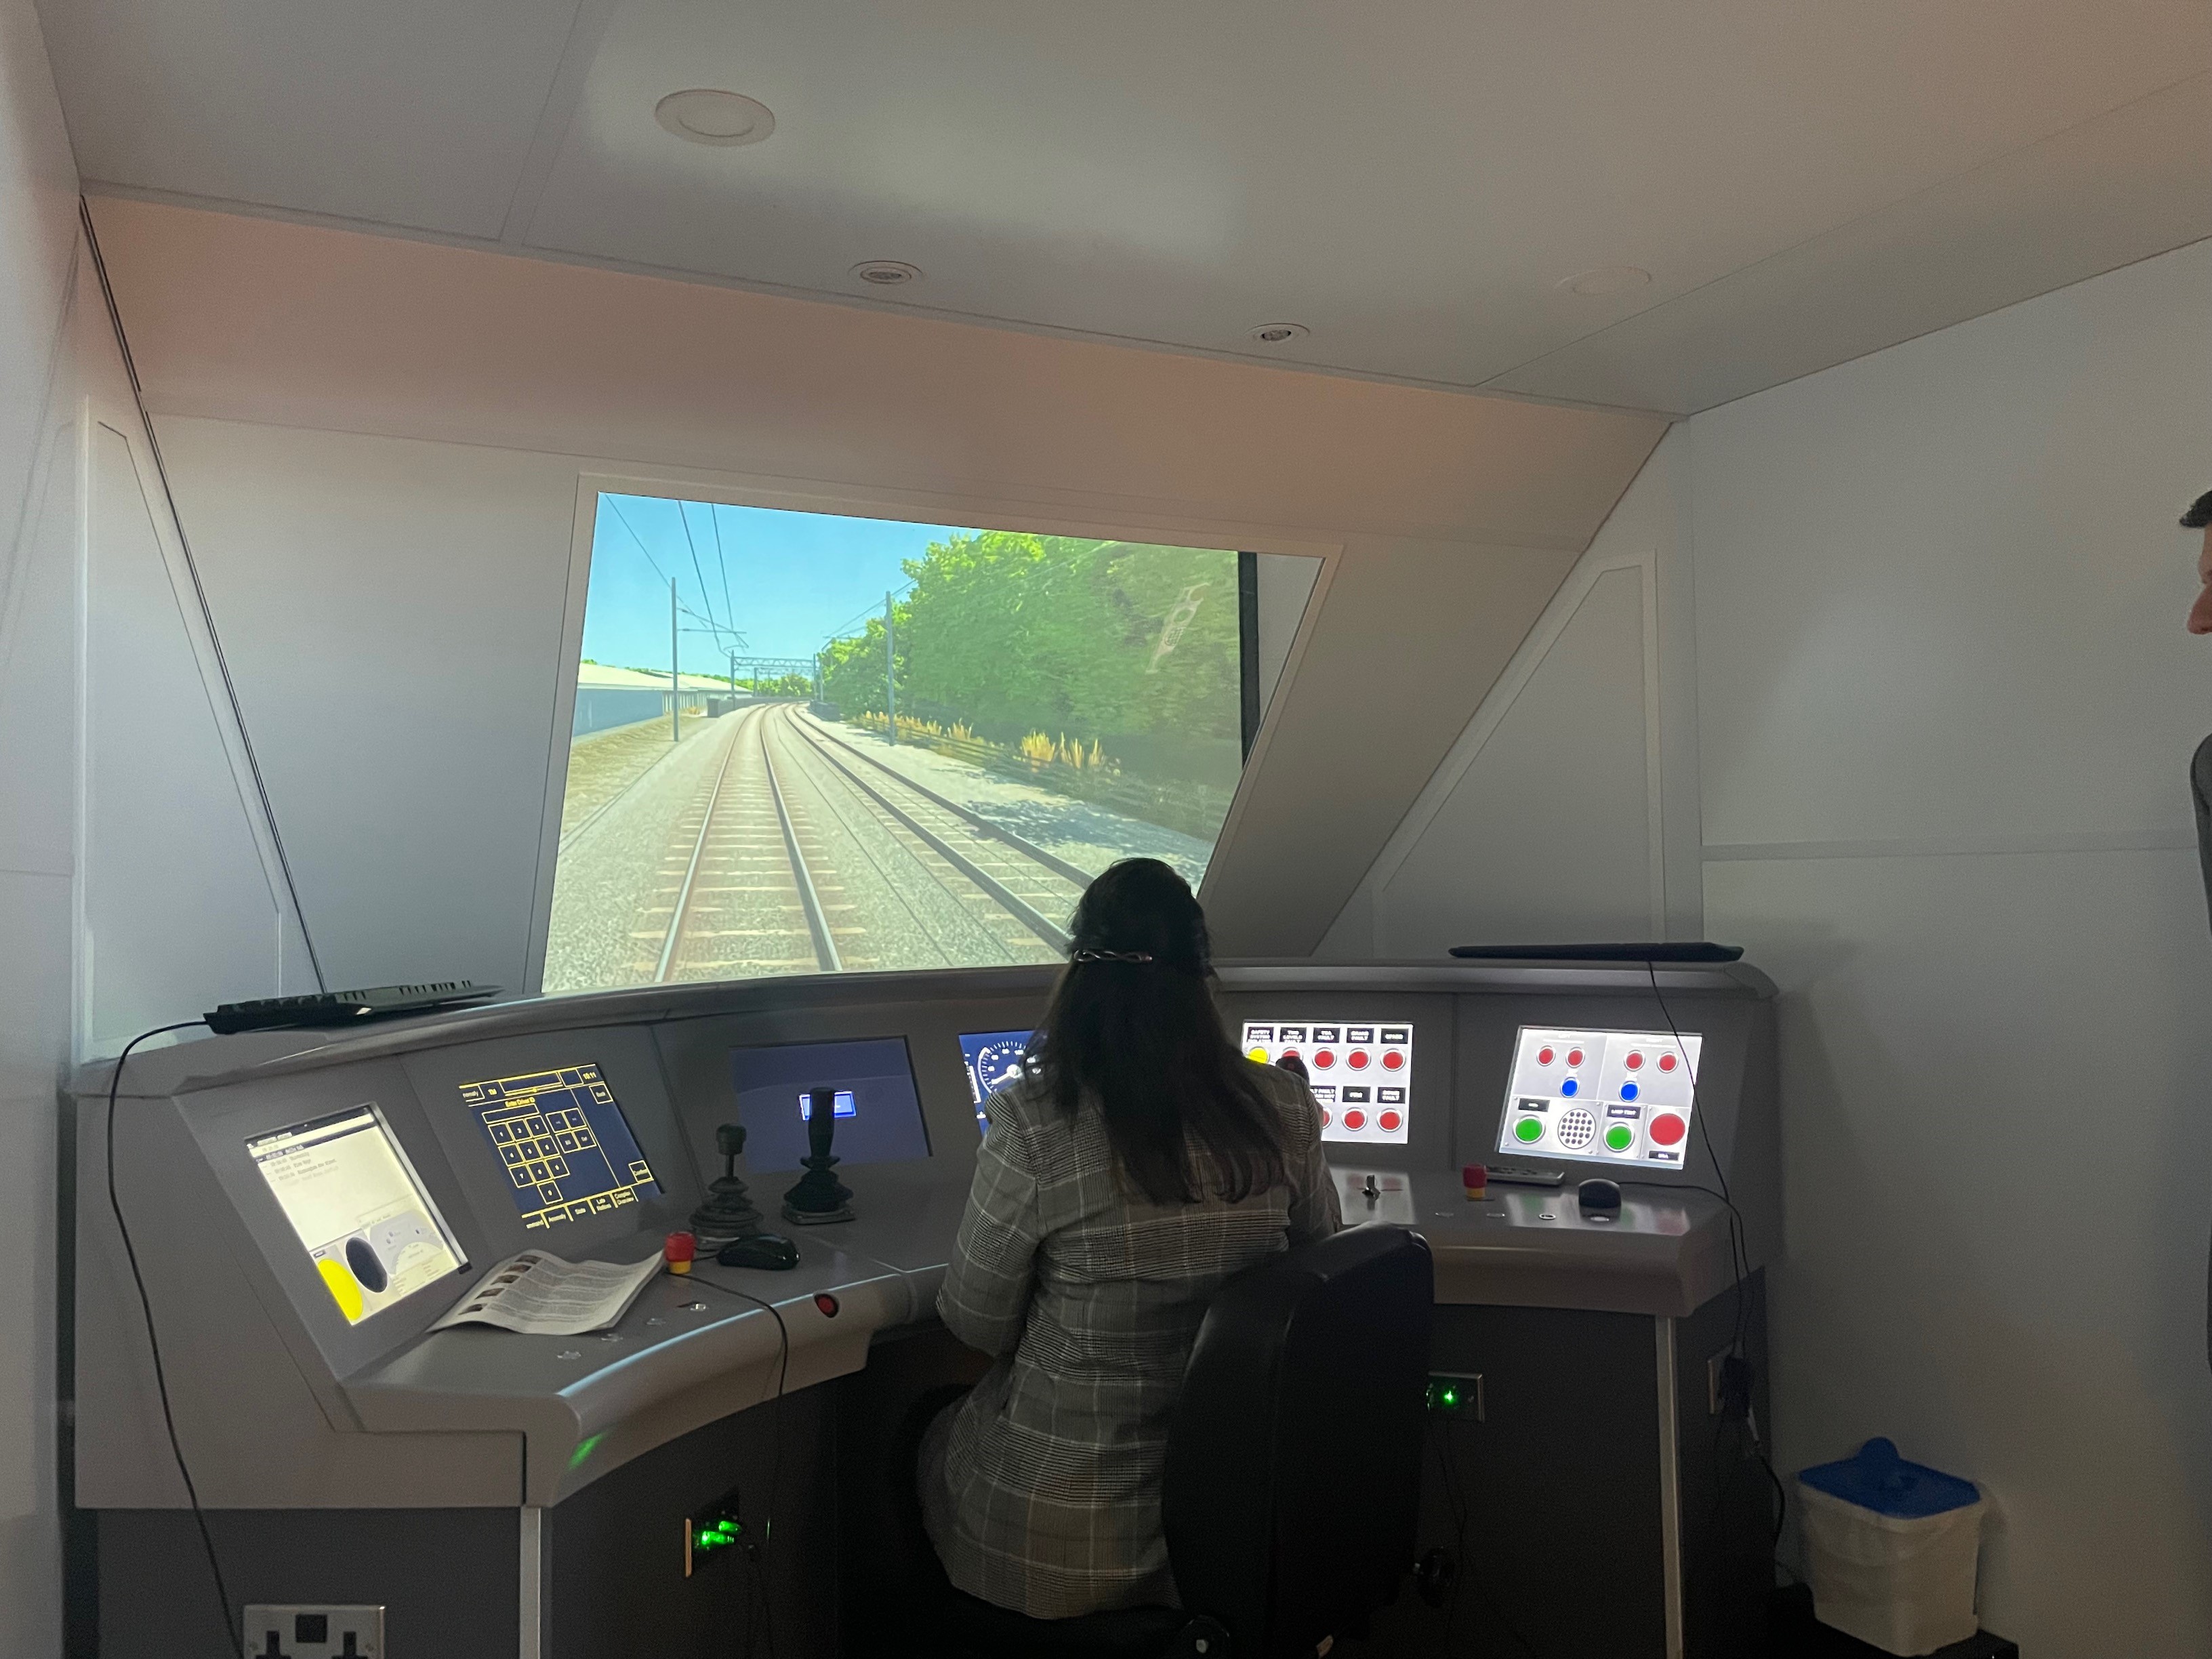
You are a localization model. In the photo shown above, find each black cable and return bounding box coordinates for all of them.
[1637,962,1786,1546]
[684,1274,794,1658]
[104,1020,243,1659]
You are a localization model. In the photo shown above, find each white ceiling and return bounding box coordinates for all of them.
[39,0,2212,415]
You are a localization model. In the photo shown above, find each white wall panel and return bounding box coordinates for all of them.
[1692,234,2212,1650]
[1374,564,1657,954]
[1318,424,1699,958]
[1706,849,2212,1652]
[154,419,589,994]
[80,418,293,1046]
[0,0,76,1646]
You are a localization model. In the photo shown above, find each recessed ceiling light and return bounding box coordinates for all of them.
[1557,266,1652,297]
[850,260,922,287]
[655,89,775,146]
[1246,323,1309,344]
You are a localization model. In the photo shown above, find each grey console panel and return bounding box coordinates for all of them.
[73,958,1778,1511]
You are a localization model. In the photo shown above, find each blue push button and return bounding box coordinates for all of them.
[1561,1079,1579,1097]
[1622,1082,1639,1101]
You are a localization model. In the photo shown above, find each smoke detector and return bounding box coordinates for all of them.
[850,261,922,287]
[1246,323,1309,344]
[655,89,775,146]
[1557,266,1652,297]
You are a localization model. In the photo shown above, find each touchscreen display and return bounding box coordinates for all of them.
[458,1063,661,1231]
[1497,1027,1704,1168]
[247,1105,465,1325]
[1240,1020,1413,1145]
[729,1038,930,1171]
[959,1029,1034,1134]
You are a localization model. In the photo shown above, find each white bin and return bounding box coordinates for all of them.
[1798,1439,1984,1657]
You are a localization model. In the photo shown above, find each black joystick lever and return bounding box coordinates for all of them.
[689,1123,769,1250]
[781,1088,855,1226]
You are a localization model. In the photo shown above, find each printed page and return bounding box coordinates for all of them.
[430,1250,664,1336]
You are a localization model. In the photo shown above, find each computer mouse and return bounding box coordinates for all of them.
[717,1232,800,1271]
[1576,1178,1622,1218]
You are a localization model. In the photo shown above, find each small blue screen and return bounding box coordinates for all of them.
[959,1029,1036,1134]
[729,1038,930,1172]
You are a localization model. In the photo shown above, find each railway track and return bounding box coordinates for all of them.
[642,703,1092,983]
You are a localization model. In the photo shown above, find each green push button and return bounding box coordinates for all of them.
[1514,1118,1544,1144]
[1604,1124,1635,1153]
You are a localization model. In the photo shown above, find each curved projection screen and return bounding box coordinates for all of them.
[542,495,1248,992]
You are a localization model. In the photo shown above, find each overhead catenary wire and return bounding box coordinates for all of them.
[674,499,722,635]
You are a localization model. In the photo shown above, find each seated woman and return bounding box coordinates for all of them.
[920,857,1341,1620]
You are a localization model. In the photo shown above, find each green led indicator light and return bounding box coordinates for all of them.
[567,1431,607,1471]
[1440,1387,1458,1407]
[1514,1118,1544,1143]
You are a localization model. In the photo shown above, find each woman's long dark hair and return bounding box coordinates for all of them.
[1029,858,1288,1206]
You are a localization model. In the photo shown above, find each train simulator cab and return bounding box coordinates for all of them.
[8,5,2209,1658]
[78,959,1778,1659]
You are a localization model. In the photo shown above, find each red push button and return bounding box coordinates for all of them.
[1649,1113,1687,1147]
[1320,1109,1332,1126]
[814,1293,841,1317]
[1626,1052,1643,1070]
[1568,1048,1584,1067]
[1537,1046,1555,1065]
[1382,1051,1405,1071]
[1348,1051,1370,1069]
[1314,1050,1335,1069]
[1343,1110,1367,1131]
[1378,1110,1402,1132]
[1658,1053,1678,1072]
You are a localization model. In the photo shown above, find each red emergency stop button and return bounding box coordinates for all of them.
[1649,1113,1687,1147]
[1343,1110,1367,1131]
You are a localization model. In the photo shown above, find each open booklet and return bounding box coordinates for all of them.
[430,1249,665,1337]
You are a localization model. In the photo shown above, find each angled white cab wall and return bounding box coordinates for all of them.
[150,417,581,994]
[1322,427,1699,956]
[80,411,308,1046]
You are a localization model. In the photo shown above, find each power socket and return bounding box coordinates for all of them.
[242,1605,383,1658]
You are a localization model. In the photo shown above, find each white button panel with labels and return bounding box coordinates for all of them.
[1240,1020,1413,1145]
[1497,1026,1703,1170]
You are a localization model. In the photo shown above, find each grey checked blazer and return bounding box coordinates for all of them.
[920,1060,1341,1618]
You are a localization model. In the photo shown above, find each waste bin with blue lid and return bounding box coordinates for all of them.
[1797,1439,1986,1656]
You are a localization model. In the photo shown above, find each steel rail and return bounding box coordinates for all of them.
[760,716,843,972]
[779,710,1073,950]
[653,712,747,983]
[792,712,1097,887]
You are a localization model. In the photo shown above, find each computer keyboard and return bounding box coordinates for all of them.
[205,981,501,1034]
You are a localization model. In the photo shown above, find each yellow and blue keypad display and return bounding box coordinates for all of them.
[459,1063,659,1230]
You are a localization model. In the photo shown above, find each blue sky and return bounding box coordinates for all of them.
[582,494,968,674]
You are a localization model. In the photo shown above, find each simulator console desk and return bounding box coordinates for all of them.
[73,959,1778,1659]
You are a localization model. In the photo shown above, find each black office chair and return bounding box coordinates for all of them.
[895,1223,1435,1658]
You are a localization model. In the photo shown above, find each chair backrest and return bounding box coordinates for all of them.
[1162,1224,1434,1658]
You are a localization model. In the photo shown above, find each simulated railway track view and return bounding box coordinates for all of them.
[544,703,1153,990]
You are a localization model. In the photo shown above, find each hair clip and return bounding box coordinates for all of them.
[1070,949,1155,964]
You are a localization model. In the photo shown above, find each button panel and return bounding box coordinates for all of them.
[1242,1019,1415,1147]
[1498,1025,1703,1170]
